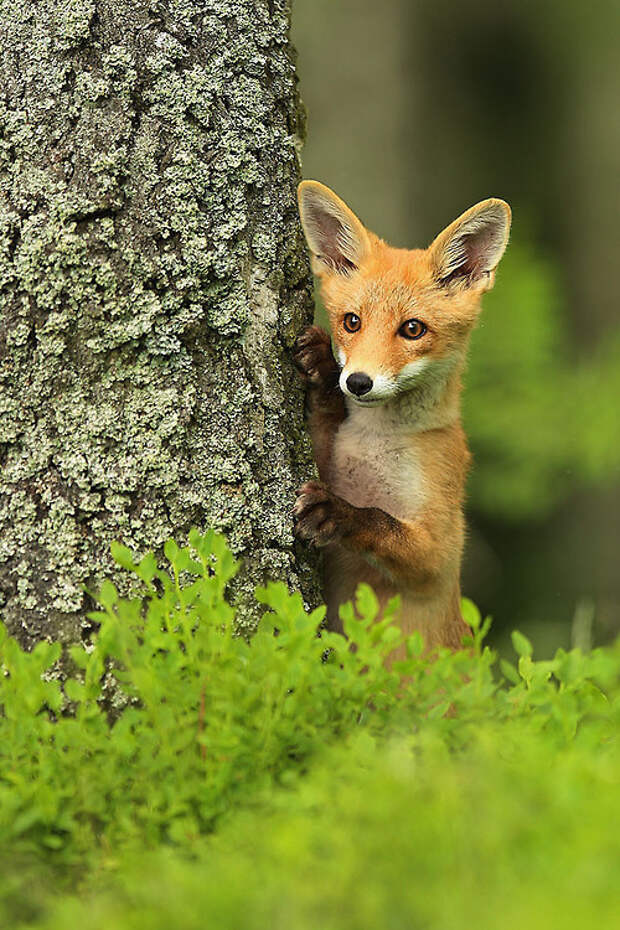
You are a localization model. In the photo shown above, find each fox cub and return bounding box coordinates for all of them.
[293,181,511,652]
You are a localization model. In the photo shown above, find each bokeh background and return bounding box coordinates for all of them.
[292,0,620,655]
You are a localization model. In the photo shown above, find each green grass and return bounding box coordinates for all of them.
[1,531,619,928]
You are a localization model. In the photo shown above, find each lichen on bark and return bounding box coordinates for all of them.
[0,0,319,647]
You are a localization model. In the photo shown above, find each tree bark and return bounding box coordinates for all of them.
[0,0,319,647]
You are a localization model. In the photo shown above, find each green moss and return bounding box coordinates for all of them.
[0,0,318,644]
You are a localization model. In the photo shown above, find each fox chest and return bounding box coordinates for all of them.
[329,412,426,521]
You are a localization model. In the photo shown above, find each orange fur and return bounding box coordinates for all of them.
[293,181,511,655]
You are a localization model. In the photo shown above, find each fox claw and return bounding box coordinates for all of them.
[292,326,340,390]
[293,480,345,547]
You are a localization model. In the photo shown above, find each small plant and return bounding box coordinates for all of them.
[0,530,426,860]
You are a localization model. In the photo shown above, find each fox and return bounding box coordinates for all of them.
[292,180,511,654]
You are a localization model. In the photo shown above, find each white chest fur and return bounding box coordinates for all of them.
[330,403,426,521]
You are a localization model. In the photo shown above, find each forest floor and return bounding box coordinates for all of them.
[1,531,619,929]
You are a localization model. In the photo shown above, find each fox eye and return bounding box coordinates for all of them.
[343,312,361,333]
[398,318,426,340]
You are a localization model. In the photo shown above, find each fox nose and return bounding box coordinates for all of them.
[346,372,373,396]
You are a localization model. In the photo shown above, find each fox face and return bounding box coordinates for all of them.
[298,181,511,407]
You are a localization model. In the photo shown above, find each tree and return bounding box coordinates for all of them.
[0,0,319,648]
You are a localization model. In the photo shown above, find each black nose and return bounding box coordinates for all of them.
[346,372,373,396]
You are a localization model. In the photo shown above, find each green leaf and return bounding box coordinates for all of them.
[355,584,379,622]
[98,580,118,609]
[461,597,481,631]
[500,659,521,685]
[406,630,425,658]
[511,630,533,659]
[64,679,86,703]
[110,541,137,572]
[164,538,180,565]
[68,645,89,670]
[137,552,158,583]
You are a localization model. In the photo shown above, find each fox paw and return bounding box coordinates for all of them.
[293,480,348,547]
[292,326,340,391]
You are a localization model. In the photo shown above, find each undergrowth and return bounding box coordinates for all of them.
[1,530,619,929]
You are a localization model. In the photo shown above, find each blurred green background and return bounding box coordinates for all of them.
[292,0,620,654]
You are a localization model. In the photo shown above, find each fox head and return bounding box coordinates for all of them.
[298,181,511,408]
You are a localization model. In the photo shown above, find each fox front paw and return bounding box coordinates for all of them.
[292,326,340,392]
[293,480,348,548]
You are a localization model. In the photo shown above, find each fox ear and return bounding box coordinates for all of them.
[298,180,371,275]
[430,199,511,290]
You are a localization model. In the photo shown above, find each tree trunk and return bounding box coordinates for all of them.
[0,0,319,648]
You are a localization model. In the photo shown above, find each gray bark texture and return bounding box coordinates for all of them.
[0,0,319,649]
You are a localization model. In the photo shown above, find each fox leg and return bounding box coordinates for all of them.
[292,326,345,480]
[293,481,443,590]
